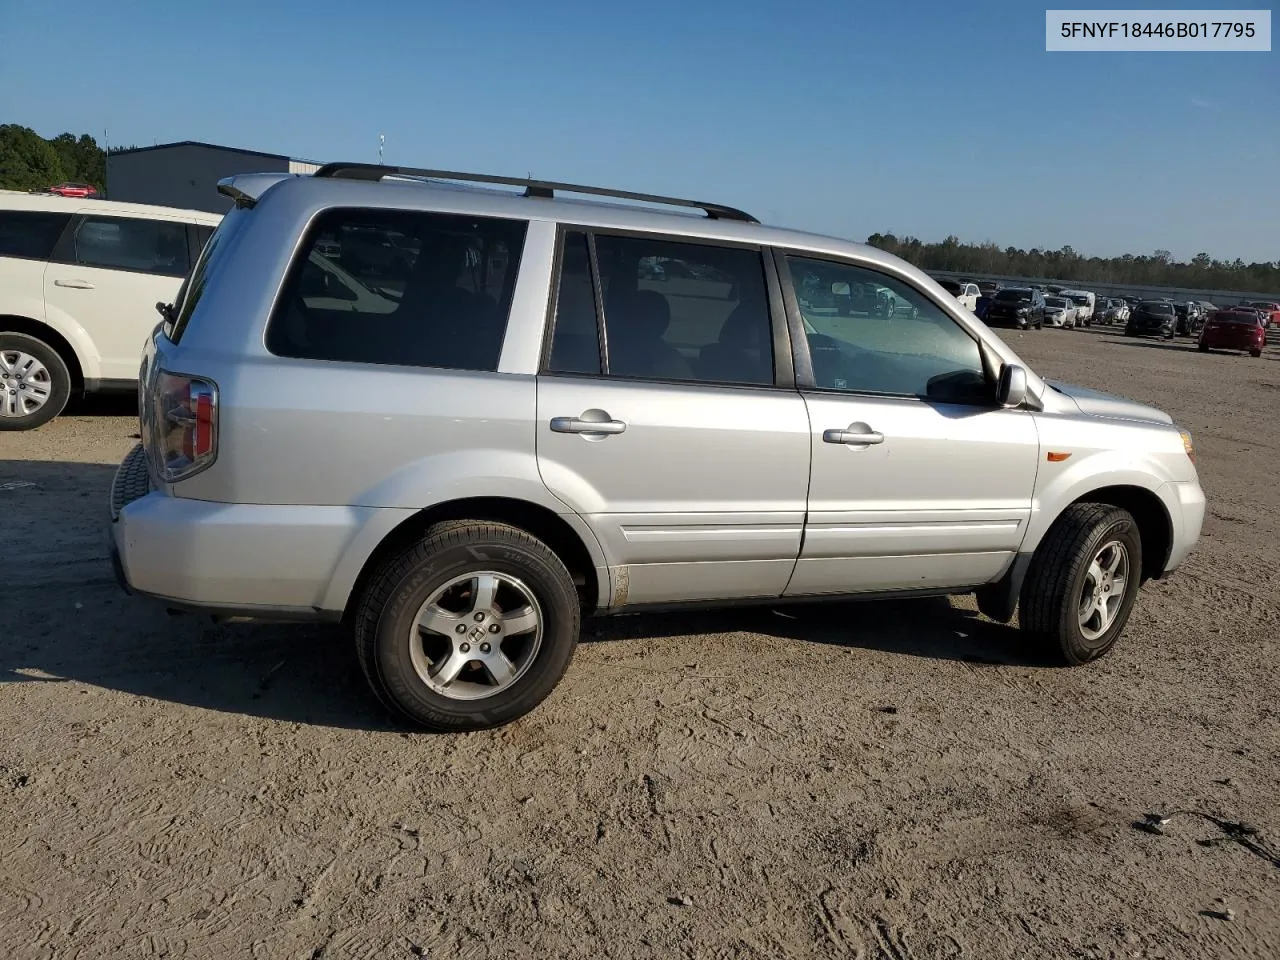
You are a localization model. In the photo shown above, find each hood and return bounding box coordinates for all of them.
[1044,380,1173,425]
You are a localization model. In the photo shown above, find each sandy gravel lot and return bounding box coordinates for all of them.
[2,328,1277,960]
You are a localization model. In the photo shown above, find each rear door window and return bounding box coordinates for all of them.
[72,216,191,277]
[266,208,527,373]
[0,211,72,260]
[545,230,775,385]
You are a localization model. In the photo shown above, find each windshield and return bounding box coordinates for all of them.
[1139,302,1174,316]
[1068,294,1089,305]
[995,289,1030,302]
[1045,297,1068,308]
[937,280,962,294]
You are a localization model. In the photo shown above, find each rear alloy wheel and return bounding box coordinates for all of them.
[1019,503,1143,665]
[0,333,71,431]
[354,521,580,730]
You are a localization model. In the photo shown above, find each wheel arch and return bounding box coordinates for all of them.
[978,482,1174,623]
[0,314,87,393]
[339,496,608,623]
[1070,484,1173,582]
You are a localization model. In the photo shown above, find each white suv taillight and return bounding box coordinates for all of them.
[152,373,218,482]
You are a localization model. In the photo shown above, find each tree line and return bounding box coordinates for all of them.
[866,233,1279,295]
[0,124,139,193]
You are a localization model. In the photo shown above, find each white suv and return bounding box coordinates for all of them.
[0,193,221,429]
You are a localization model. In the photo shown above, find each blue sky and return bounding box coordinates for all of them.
[2,0,1276,261]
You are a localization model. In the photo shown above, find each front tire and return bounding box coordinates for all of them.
[353,521,581,730]
[1019,503,1142,665]
[0,333,71,431]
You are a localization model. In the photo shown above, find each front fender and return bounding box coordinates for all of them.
[1023,449,1179,552]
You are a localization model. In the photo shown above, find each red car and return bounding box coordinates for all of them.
[1243,301,1280,328]
[46,181,98,198]
[1198,309,1266,357]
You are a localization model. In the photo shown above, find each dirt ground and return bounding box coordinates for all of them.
[2,326,1277,960]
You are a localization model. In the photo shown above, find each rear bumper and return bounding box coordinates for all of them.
[110,461,417,620]
[1201,333,1262,350]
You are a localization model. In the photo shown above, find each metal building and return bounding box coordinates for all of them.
[106,141,321,213]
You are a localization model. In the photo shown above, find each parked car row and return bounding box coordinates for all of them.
[1123,298,1272,357]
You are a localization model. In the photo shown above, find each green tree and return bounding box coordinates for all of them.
[0,125,68,191]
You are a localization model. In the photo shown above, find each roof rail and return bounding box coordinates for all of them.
[311,163,758,223]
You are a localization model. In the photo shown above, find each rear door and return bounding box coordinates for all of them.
[536,229,811,606]
[777,252,1040,596]
[44,212,193,382]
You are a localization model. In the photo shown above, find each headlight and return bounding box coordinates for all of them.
[1179,428,1195,464]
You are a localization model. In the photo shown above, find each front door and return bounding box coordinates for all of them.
[43,213,192,382]
[777,252,1041,596]
[536,230,811,606]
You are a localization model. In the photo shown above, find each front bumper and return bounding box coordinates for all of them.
[1164,479,1206,574]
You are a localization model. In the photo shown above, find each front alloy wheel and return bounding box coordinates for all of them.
[1019,503,1143,664]
[1077,540,1128,642]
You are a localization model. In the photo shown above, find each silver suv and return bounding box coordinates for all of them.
[109,164,1206,730]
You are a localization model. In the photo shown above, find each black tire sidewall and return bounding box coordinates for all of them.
[1058,513,1143,663]
[0,333,71,431]
[370,534,580,730]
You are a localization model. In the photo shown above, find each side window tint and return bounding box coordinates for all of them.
[593,234,773,385]
[547,232,601,374]
[75,217,190,277]
[266,208,527,372]
[787,256,987,403]
[0,211,72,260]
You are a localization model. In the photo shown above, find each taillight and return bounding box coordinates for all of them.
[153,373,218,481]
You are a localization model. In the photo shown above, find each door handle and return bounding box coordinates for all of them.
[550,416,626,435]
[823,426,884,445]
[54,279,95,289]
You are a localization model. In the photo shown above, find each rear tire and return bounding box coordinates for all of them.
[1250,348,1263,358]
[1198,343,1210,352]
[1019,503,1142,665]
[353,521,581,730]
[0,333,71,431]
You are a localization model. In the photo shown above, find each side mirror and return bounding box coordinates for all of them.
[996,364,1028,408]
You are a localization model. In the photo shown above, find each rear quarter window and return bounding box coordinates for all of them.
[265,208,527,373]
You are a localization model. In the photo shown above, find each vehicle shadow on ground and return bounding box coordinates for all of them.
[0,459,1036,731]
[63,393,138,418]
[583,598,1034,667]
